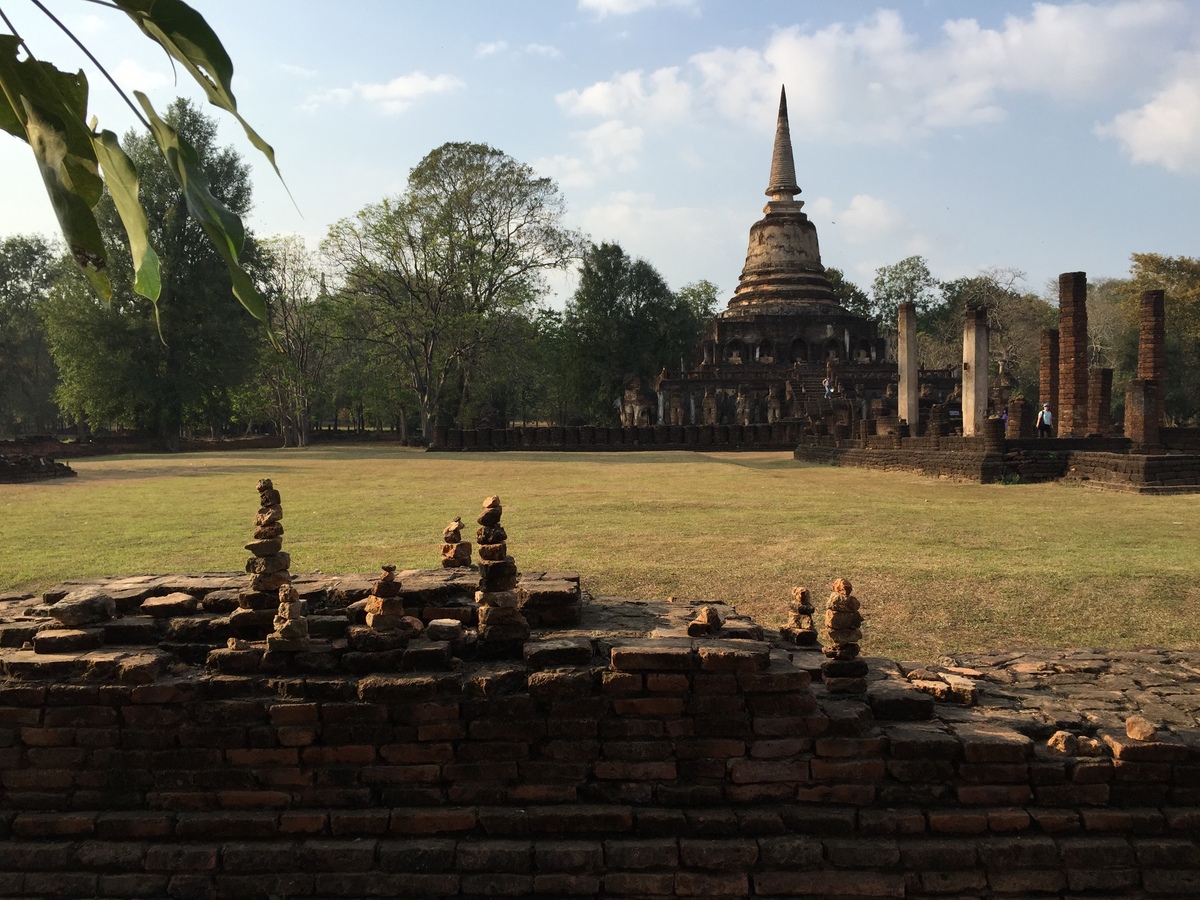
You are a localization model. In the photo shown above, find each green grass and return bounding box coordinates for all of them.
[3,447,1198,660]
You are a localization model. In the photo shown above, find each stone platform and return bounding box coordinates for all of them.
[1,572,1199,898]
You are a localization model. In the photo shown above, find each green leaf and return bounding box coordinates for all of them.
[0,37,111,298]
[114,0,283,181]
[91,128,162,302]
[136,91,267,322]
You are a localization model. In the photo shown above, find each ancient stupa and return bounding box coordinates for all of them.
[657,86,890,428]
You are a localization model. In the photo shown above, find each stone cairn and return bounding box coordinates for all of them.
[267,583,309,652]
[233,479,294,637]
[820,578,868,694]
[475,496,528,655]
[441,516,472,568]
[364,565,423,637]
[780,586,818,646]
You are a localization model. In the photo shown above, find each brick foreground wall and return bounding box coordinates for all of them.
[431,424,803,453]
[4,636,1200,899]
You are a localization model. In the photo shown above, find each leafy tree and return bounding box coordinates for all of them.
[871,255,941,322]
[0,233,60,435]
[825,267,872,319]
[251,235,337,447]
[0,0,278,320]
[561,242,710,423]
[41,98,261,447]
[323,142,581,438]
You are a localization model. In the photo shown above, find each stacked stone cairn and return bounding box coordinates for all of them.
[364,565,423,638]
[235,479,293,637]
[820,578,868,694]
[266,583,309,652]
[474,496,528,655]
[441,516,472,568]
[780,586,818,646]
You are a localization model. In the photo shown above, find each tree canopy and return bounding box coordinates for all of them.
[323,141,582,437]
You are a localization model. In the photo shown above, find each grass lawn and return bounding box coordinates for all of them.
[2,447,1198,661]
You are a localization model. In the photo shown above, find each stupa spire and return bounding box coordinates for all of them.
[766,86,801,201]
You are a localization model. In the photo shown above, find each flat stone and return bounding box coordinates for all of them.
[118,651,171,684]
[1126,714,1159,742]
[33,628,104,654]
[401,642,452,671]
[201,589,241,613]
[101,617,160,645]
[426,619,465,642]
[523,637,594,669]
[141,593,197,618]
[50,588,116,628]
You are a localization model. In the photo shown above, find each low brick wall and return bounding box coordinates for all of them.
[2,574,1200,898]
[1061,452,1200,493]
[430,424,802,453]
[794,435,1006,483]
[0,454,76,483]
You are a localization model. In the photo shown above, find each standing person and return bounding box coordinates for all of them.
[1036,403,1053,437]
[822,376,832,399]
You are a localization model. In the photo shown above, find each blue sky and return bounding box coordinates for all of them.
[2,0,1199,307]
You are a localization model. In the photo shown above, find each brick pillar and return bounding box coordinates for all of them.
[1007,397,1028,439]
[1057,272,1089,437]
[1087,368,1113,437]
[897,302,919,435]
[1039,329,1059,436]
[962,307,989,437]
[1126,379,1160,448]
[1137,289,1166,428]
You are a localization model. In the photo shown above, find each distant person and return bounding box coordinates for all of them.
[822,377,832,399]
[1036,403,1053,437]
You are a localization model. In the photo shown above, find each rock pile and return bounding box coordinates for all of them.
[266,583,309,652]
[441,516,472,568]
[821,578,867,694]
[780,586,818,646]
[474,496,528,655]
[364,565,423,637]
[233,479,293,638]
[245,479,291,593]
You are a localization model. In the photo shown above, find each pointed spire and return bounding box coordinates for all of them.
[766,86,801,201]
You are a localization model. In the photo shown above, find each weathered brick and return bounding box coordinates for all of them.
[175,813,278,840]
[593,760,676,780]
[534,840,603,873]
[679,838,758,869]
[955,725,1031,763]
[610,642,693,672]
[987,869,1066,893]
[956,784,1033,806]
[460,873,533,895]
[389,808,477,834]
[754,870,905,897]
[928,812,988,835]
[977,835,1059,868]
[97,873,170,897]
[611,697,685,717]
[532,873,600,895]
[729,759,807,783]
[675,871,748,895]
[602,871,674,895]
[144,844,220,872]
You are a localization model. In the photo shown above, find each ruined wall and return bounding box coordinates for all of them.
[4,635,1200,899]
[431,424,802,453]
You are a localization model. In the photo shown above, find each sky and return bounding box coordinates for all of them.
[2,0,1199,309]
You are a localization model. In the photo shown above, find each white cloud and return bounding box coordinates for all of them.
[1098,60,1200,173]
[578,0,696,18]
[280,63,317,78]
[689,3,1188,141]
[557,67,692,121]
[839,194,899,244]
[582,190,712,250]
[303,72,464,114]
[533,119,644,188]
[476,41,508,58]
[112,59,170,92]
[524,43,562,59]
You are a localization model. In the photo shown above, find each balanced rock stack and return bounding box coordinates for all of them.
[246,479,291,593]
[364,565,423,636]
[780,586,818,646]
[475,496,529,654]
[266,583,309,652]
[441,517,472,568]
[820,578,868,694]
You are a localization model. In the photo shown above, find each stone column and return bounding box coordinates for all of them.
[1088,368,1113,437]
[1057,272,1089,437]
[962,307,989,437]
[1137,289,1166,429]
[1126,379,1160,448]
[1039,329,1059,436]
[897,302,919,435]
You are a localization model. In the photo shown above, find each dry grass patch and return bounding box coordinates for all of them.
[2,448,1198,660]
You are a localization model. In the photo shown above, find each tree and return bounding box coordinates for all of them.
[561,242,710,423]
[0,0,278,321]
[252,236,336,447]
[871,255,941,322]
[323,142,581,438]
[41,98,261,447]
[0,233,60,435]
[825,267,872,319]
